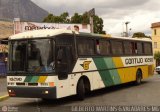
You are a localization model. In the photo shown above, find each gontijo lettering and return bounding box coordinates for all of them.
[145,58,153,62]
[125,58,153,65]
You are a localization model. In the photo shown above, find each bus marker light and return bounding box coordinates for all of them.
[49,82,54,87]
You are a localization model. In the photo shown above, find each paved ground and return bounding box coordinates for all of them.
[0,75,160,112]
[0,77,7,96]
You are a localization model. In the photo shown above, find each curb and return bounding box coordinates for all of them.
[0,95,9,101]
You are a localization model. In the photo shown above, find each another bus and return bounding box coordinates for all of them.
[7,29,154,100]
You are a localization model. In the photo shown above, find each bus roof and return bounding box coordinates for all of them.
[79,32,152,42]
[9,29,74,40]
[9,29,152,42]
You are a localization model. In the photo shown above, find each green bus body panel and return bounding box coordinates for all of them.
[93,57,121,87]
[30,76,39,83]
[24,76,39,83]
[24,76,33,82]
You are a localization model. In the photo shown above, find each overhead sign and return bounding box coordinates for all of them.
[88,8,95,16]
[14,21,91,34]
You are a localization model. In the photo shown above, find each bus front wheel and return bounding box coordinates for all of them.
[135,70,142,85]
[77,79,85,100]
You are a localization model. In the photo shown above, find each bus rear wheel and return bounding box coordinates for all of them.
[77,79,85,100]
[135,70,142,85]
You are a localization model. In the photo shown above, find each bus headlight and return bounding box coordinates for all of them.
[8,90,12,92]
[45,91,49,94]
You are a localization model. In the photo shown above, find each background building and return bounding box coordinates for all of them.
[151,22,160,66]
[151,22,160,52]
[0,20,11,76]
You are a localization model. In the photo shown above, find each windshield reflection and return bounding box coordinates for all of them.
[10,39,55,73]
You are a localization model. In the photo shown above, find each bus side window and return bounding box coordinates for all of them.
[131,42,136,54]
[96,39,100,54]
[99,40,111,55]
[135,43,138,54]
[137,42,143,55]
[124,41,132,55]
[144,43,152,55]
[77,38,95,56]
[111,40,123,55]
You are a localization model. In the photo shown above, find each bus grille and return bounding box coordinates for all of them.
[28,83,38,86]
[16,82,38,86]
[16,82,25,86]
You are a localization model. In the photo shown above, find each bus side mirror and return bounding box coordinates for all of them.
[57,48,68,80]
[57,48,63,63]
[57,63,68,80]
[58,71,68,80]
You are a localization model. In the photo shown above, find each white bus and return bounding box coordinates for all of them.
[7,29,154,100]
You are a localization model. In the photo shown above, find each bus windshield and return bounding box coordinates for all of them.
[10,39,55,73]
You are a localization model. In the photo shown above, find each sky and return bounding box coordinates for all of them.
[31,0,160,36]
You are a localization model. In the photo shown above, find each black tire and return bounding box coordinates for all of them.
[135,70,142,85]
[77,79,85,100]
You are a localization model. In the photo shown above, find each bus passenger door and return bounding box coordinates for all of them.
[56,46,74,98]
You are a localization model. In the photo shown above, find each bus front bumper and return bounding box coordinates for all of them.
[7,87,57,99]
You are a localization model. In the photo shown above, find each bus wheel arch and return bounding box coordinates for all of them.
[135,68,142,85]
[76,76,91,100]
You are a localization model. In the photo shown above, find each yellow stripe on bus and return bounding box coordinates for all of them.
[38,76,47,83]
[112,57,152,83]
[112,57,127,83]
[112,57,124,68]
[113,57,137,83]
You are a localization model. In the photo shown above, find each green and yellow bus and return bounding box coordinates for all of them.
[7,29,154,100]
